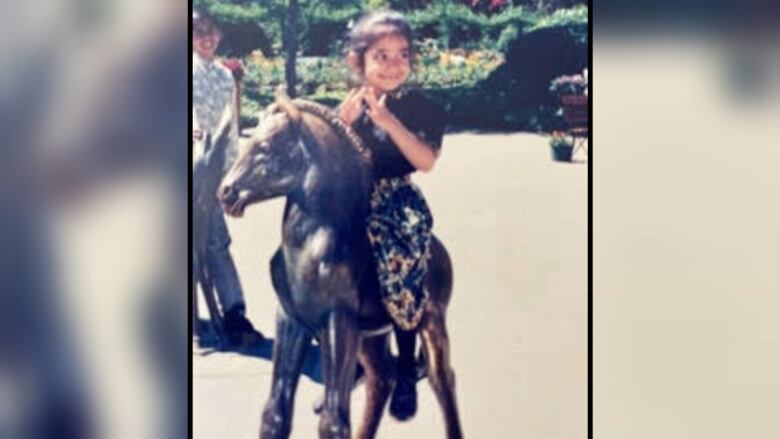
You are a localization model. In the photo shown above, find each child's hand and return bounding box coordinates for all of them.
[339,88,365,126]
[363,87,398,132]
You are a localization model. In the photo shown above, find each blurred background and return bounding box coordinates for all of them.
[0,0,185,438]
[594,1,780,439]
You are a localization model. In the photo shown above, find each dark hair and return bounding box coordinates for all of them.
[343,10,414,72]
[192,9,218,29]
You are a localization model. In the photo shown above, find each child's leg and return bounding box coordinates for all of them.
[390,325,418,420]
[366,178,433,420]
[395,326,417,376]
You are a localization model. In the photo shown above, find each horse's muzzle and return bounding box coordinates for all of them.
[218,184,235,204]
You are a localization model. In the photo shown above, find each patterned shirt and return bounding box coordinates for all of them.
[192,53,239,166]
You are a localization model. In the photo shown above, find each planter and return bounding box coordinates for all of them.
[551,145,574,162]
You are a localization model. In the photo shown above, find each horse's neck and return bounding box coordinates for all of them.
[282,191,368,256]
[288,164,369,232]
[281,114,371,234]
[302,112,371,198]
[294,100,368,158]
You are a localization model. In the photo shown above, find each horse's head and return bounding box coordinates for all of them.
[219,90,311,217]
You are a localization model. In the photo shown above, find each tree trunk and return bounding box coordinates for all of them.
[283,0,300,98]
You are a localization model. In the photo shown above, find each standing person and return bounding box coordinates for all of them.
[338,10,447,421]
[192,10,263,347]
[220,58,244,126]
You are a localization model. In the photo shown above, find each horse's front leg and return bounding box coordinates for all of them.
[318,309,360,439]
[260,308,311,439]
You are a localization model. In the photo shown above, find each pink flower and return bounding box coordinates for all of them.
[221,58,244,82]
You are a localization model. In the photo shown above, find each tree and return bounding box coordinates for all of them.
[283,0,300,97]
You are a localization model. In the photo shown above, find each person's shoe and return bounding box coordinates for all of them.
[222,307,264,348]
[389,372,417,421]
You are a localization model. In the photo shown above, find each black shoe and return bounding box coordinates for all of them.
[222,308,264,348]
[389,372,417,421]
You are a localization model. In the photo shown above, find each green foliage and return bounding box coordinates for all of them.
[426,5,588,132]
[365,0,391,9]
[198,1,589,132]
[412,42,504,88]
[516,0,587,12]
[549,132,574,149]
[194,1,583,60]
[407,1,536,51]
[385,0,431,10]
[238,54,352,127]
[529,4,588,28]
[527,4,588,44]
[296,57,351,96]
[495,24,520,52]
[299,3,362,56]
[193,0,283,56]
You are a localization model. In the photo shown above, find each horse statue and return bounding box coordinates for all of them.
[218,90,463,439]
[192,109,233,346]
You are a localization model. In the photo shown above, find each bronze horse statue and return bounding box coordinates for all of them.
[218,91,463,439]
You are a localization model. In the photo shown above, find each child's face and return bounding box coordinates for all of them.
[193,20,221,61]
[361,33,411,93]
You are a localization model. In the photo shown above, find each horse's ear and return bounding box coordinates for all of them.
[275,85,301,124]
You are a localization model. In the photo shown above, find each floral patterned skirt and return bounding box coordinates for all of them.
[366,177,433,330]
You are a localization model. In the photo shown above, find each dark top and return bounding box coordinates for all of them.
[353,89,446,179]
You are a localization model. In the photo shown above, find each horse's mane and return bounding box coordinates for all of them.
[272,97,370,162]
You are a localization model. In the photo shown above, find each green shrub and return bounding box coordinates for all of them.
[412,44,504,88]
[193,0,282,57]
[194,1,585,64]
[527,4,588,44]
[300,3,362,56]
[429,6,588,132]
[407,1,535,51]
[209,1,589,132]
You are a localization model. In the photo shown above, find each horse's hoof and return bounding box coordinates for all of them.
[260,410,288,439]
[318,412,350,439]
[389,375,417,421]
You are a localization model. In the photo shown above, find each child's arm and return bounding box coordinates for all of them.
[363,89,439,172]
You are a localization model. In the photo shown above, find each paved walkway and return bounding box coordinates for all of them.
[194,132,588,438]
